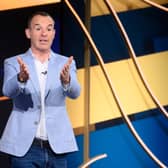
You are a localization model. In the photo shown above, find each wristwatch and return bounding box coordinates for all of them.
[17,73,25,83]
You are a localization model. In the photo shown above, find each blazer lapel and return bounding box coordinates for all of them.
[45,53,62,99]
[24,50,41,100]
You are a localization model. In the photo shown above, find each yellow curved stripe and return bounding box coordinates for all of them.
[0,0,60,11]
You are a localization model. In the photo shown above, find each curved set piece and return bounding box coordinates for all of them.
[143,0,168,12]
[104,0,168,119]
[64,0,167,167]
[79,154,107,168]
[0,96,9,101]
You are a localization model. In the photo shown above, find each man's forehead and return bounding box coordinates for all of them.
[31,15,54,25]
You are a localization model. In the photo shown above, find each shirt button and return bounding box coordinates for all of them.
[34,121,38,125]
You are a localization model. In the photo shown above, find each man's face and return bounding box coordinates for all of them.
[25,15,55,53]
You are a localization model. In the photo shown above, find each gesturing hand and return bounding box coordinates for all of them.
[60,56,73,85]
[17,56,29,83]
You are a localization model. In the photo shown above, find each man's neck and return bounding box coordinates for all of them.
[31,48,50,63]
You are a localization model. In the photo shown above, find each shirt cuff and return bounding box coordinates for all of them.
[62,83,70,91]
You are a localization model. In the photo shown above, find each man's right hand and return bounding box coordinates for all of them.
[17,56,29,83]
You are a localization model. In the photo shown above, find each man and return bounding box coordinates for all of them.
[0,11,81,168]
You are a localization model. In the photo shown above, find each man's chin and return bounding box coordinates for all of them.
[38,47,50,53]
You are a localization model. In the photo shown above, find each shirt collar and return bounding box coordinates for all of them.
[29,48,52,62]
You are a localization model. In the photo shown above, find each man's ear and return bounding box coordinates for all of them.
[25,28,30,39]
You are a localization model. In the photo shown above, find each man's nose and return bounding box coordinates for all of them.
[41,30,47,36]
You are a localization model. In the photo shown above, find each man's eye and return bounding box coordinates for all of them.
[35,27,41,31]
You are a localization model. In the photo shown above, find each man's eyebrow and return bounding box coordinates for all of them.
[47,24,54,27]
[33,24,54,26]
[34,24,40,27]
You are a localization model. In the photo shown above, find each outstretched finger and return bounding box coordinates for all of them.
[17,56,24,66]
[67,56,73,66]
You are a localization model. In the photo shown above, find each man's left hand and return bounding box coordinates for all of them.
[60,56,73,84]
